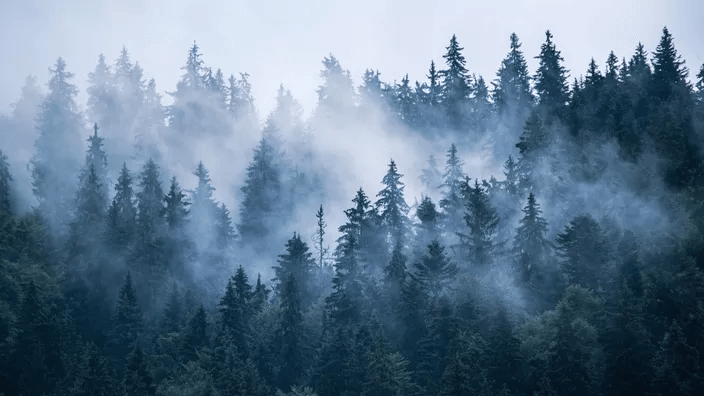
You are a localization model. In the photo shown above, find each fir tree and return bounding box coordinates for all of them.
[556,215,609,291]
[375,159,410,249]
[122,344,156,396]
[0,150,13,215]
[238,137,281,251]
[163,176,189,232]
[415,195,441,249]
[105,163,137,252]
[274,233,315,310]
[493,33,534,118]
[86,54,116,133]
[161,285,183,333]
[650,27,690,102]
[418,154,442,195]
[384,241,408,304]
[439,143,466,241]
[441,35,471,130]
[109,272,143,369]
[513,193,551,283]
[276,273,306,391]
[69,342,117,396]
[313,205,330,268]
[459,179,500,268]
[516,110,549,190]
[534,30,569,121]
[181,305,208,362]
[413,240,459,300]
[30,57,85,234]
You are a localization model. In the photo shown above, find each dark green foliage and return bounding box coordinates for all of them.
[3,25,704,396]
[375,159,410,249]
[0,150,11,215]
[513,193,551,284]
[413,240,458,299]
[123,344,156,396]
[556,215,609,291]
[109,272,143,369]
[534,30,569,121]
[274,233,315,309]
[440,35,471,130]
[459,179,499,267]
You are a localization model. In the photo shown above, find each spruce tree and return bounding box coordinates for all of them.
[164,176,189,232]
[276,273,306,391]
[375,159,410,250]
[415,195,441,249]
[650,27,690,102]
[383,241,408,304]
[439,143,466,241]
[516,110,549,190]
[493,33,534,118]
[105,163,136,252]
[534,30,569,121]
[459,179,500,268]
[30,57,85,234]
[122,344,156,396]
[556,215,609,291]
[274,233,315,310]
[86,54,116,134]
[418,154,442,195]
[413,240,459,300]
[441,35,471,130]
[238,137,281,251]
[513,193,551,283]
[110,272,143,369]
[181,305,208,362]
[0,150,13,215]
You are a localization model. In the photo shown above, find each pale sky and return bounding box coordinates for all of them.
[0,0,702,119]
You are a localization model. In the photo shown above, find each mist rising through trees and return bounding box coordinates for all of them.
[1,26,704,395]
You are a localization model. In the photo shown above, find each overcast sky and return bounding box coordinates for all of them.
[0,0,702,119]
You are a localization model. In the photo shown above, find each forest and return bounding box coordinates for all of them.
[0,26,703,395]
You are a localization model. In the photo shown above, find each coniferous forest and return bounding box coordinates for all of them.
[1,27,704,395]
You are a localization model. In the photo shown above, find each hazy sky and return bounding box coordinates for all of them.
[0,0,702,119]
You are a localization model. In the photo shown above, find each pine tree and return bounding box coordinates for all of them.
[395,74,417,125]
[218,276,250,356]
[313,205,330,268]
[181,305,208,362]
[110,272,143,369]
[0,150,13,215]
[415,195,441,249]
[315,54,356,121]
[69,342,117,396]
[86,54,116,133]
[516,110,549,190]
[502,155,520,198]
[439,143,466,241]
[459,179,500,268]
[30,57,85,234]
[419,154,442,194]
[161,285,183,333]
[413,240,459,300]
[133,159,166,283]
[650,320,702,395]
[275,273,306,391]
[273,233,315,309]
[251,273,271,312]
[650,27,690,102]
[122,344,156,396]
[556,215,609,291]
[513,193,551,283]
[376,159,410,249]
[105,163,137,252]
[188,161,219,251]
[534,30,569,121]
[164,176,189,232]
[238,137,281,251]
[326,236,363,327]
[68,164,108,267]
[493,33,534,118]
[384,241,408,304]
[441,35,471,130]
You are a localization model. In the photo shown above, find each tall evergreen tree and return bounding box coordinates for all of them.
[556,215,609,291]
[413,240,459,300]
[534,30,569,121]
[375,159,410,250]
[30,57,85,234]
[441,35,471,130]
[109,272,143,369]
[275,273,306,391]
[439,143,466,242]
[274,233,315,310]
[493,33,534,118]
[419,154,442,195]
[459,179,500,268]
[105,163,137,252]
[238,137,281,251]
[513,193,551,284]
[0,150,13,215]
